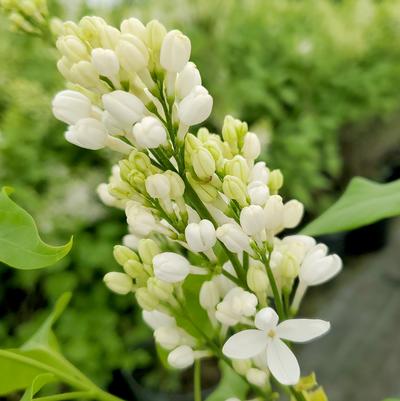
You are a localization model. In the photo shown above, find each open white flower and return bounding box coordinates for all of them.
[223,307,330,385]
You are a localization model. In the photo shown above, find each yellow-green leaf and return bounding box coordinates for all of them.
[0,187,72,269]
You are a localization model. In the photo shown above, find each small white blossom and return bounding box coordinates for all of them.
[216,223,251,253]
[168,345,195,369]
[153,252,191,283]
[185,219,216,252]
[52,90,92,125]
[249,161,269,184]
[223,307,330,385]
[178,85,213,126]
[65,118,108,150]
[91,48,119,78]
[241,132,261,160]
[176,62,201,99]
[142,310,176,330]
[132,116,168,149]
[240,205,266,236]
[103,272,133,294]
[160,30,191,73]
[247,181,269,206]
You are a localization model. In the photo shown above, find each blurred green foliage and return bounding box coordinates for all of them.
[1,0,400,395]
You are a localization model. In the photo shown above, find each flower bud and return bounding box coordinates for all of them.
[52,90,92,125]
[176,62,201,99]
[145,174,171,199]
[178,85,213,126]
[91,48,119,78]
[185,219,216,252]
[165,171,185,199]
[145,19,167,54]
[103,272,133,295]
[264,195,284,232]
[154,326,182,350]
[147,277,174,302]
[126,203,157,236]
[268,169,284,193]
[222,115,247,154]
[132,116,168,149]
[123,259,145,279]
[116,34,149,72]
[232,359,252,375]
[65,118,108,150]
[246,368,268,387]
[142,310,175,330]
[138,238,160,265]
[102,111,123,134]
[102,90,145,129]
[70,61,100,88]
[79,16,106,45]
[120,17,146,40]
[168,345,195,369]
[241,132,261,160]
[153,252,191,283]
[56,35,88,63]
[113,245,139,266]
[57,56,73,81]
[187,173,218,203]
[216,224,250,253]
[192,147,216,180]
[123,233,140,250]
[249,161,270,184]
[224,155,249,183]
[247,264,269,294]
[129,150,153,174]
[283,200,304,228]
[160,29,191,73]
[136,287,159,311]
[248,181,269,206]
[222,176,248,207]
[98,25,121,49]
[240,205,266,236]
[97,183,119,207]
[199,280,220,310]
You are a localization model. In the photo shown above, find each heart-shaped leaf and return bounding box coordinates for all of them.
[0,187,73,269]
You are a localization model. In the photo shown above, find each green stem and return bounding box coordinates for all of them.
[34,392,94,401]
[261,254,285,320]
[289,387,307,401]
[194,359,202,401]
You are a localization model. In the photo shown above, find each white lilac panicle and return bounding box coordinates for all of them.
[223,307,330,385]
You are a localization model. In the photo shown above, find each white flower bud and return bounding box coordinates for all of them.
[185,219,216,252]
[132,116,168,149]
[97,183,118,207]
[52,90,92,125]
[160,29,191,73]
[241,132,261,160]
[103,272,133,295]
[247,181,269,206]
[142,310,175,330]
[240,205,266,236]
[145,19,167,54]
[283,200,304,228]
[192,147,216,180]
[120,18,146,40]
[268,169,284,193]
[246,368,268,387]
[264,195,284,232]
[153,252,191,283]
[116,34,149,72]
[225,155,249,183]
[147,277,174,302]
[102,111,123,134]
[70,61,100,88]
[56,35,88,63]
[216,224,250,253]
[145,174,171,199]
[249,161,270,184]
[126,203,157,236]
[122,234,140,250]
[232,359,252,376]
[176,62,201,99]
[113,244,138,266]
[165,171,185,199]
[65,118,108,150]
[178,85,213,126]
[102,90,145,129]
[138,238,160,265]
[247,263,269,294]
[222,176,248,207]
[168,345,195,369]
[154,326,183,350]
[98,25,121,49]
[199,280,220,310]
[136,287,159,311]
[91,48,119,78]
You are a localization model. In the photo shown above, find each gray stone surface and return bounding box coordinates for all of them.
[297,219,400,401]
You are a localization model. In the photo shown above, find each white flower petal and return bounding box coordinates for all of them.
[254,307,279,331]
[266,337,300,385]
[276,319,330,343]
[301,254,342,286]
[223,330,267,359]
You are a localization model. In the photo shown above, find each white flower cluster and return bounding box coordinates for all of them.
[51,15,342,398]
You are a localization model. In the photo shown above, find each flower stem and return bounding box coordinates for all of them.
[290,386,308,401]
[194,359,202,401]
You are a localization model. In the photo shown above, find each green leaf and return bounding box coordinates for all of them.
[0,187,73,269]
[205,362,248,401]
[302,177,400,236]
[20,373,57,401]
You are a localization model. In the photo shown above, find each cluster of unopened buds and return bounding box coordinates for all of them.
[51,14,342,401]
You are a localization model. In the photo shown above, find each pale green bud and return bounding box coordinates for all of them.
[192,147,216,181]
[70,61,100,88]
[113,245,139,266]
[222,175,248,206]
[56,35,88,63]
[62,20,81,36]
[197,127,210,142]
[187,173,218,203]
[232,359,252,375]
[165,171,185,199]
[222,115,248,154]
[281,254,299,279]
[247,264,269,294]
[138,238,160,265]
[104,272,133,295]
[224,155,249,183]
[203,141,224,171]
[79,16,107,47]
[136,287,159,311]
[185,133,202,162]
[145,19,167,69]
[147,277,174,302]
[9,12,35,33]
[129,151,153,175]
[268,169,284,194]
[123,259,146,280]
